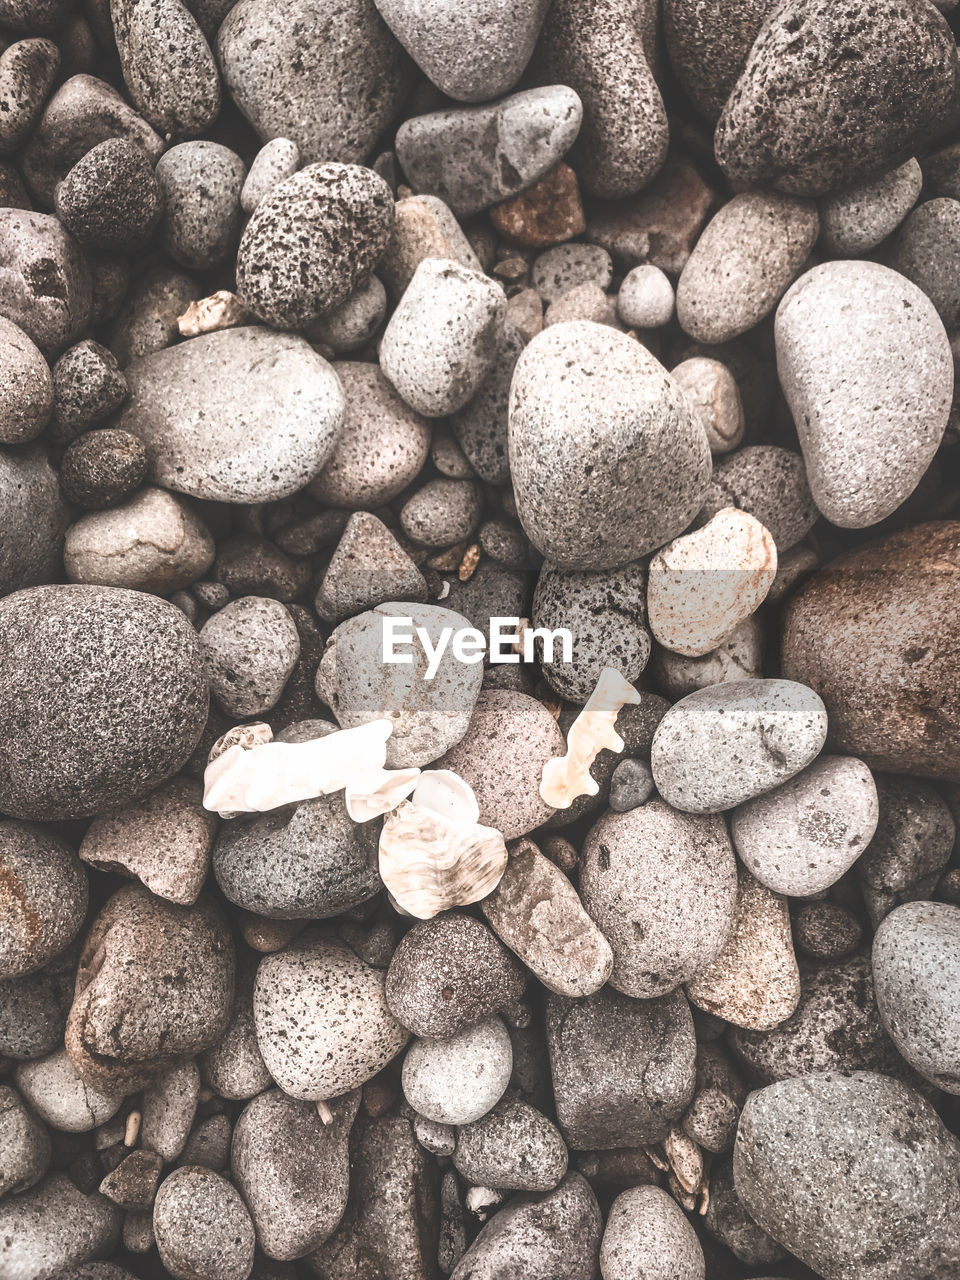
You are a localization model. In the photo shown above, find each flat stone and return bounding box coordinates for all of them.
[0,446,68,596]
[378,193,481,298]
[141,1059,200,1163]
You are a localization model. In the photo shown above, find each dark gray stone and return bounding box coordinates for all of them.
[697,446,817,552]
[55,139,162,252]
[0,445,69,596]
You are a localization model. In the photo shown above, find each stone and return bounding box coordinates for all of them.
[651,679,828,814]
[704,1158,785,1267]
[580,800,737,999]
[873,901,960,1093]
[887,196,960,328]
[66,886,234,1092]
[0,209,90,356]
[857,775,955,926]
[734,1072,960,1280]
[107,265,197,367]
[79,775,216,905]
[0,1174,121,1280]
[378,192,481,297]
[64,488,215,593]
[15,1045,123,1132]
[200,957,270,1100]
[380,257,505,417]
[0,966,68,1060]
[0,1085,50,1198]
[681,193,818,346]
[600,1185,705,1280]
[0,447,68,596]
[371,0,550,101]
[98,1150,163,1211]
[0,585,208,821]
[652,614,764,700]
[662,0,769,121]
[232,1088,358,1260]
[400,478,483,546]
[450,322,523,484]
[686,868,800,1031]
[308,274,387,352]
[0,315,53,444]
[608,757,654,811]
[316,512,427,623]
[181,1114,233,1172]
[111,0,220,137]
[316,602,484,768]
[449,1173,601,1280]
[240,138,299,212]
[52,341,128,443]
[0,38,60,154]
[236,164,393,329]
[715,0,958,196]
[396,86,582,217]
[453,1092,568,1191]
[544,281,618,328]
[59,430,146,510]
[0,820,87,978]
[698,445,816,551]
[776,261,951,528]
[509,321,711,569]
[118,327,345,503]
[731,755,878,897]
[155,141,244,269]
[385,912,525,1039]
[681,1043,745,1154]
[490,163,586,248]
[671,356,744,455]
[200,596,299,717]
[781,522,960,781]
[217,0,413,166]
[617,264,675,329]
[536,0,667,199]
[254,934,409,1100]
[141,1060,200,1162]
[820,157,923,255]
[793,900,862,961]
[402,1017,513,1124]
[54,138,162,252]
[153,1167,255,1280]
[531,242,612,303]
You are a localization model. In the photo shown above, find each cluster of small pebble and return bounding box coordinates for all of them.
[3,0,960,1278]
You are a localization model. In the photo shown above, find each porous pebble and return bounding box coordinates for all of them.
[453,1092,568,1192]
[54,139,162,252]
[155,142,244,270]
[0,1174,121,1280]
[200,596,300,716]
[59,429,147,509]
[0,1084,50,1197]
[856,775,955,926]
[51,339,128,442]
[0,819,87,977]
[697,445,816,551]
[0,208,91,355]
[153,1166,255,1280]
[819,157,923,255]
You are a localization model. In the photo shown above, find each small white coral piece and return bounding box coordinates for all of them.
[178,290,251,337]
[345,767,421,822]
[411,769,480,823]
[539,667,642,809]
[379,800,508,920]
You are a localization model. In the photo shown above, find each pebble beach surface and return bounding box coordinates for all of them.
[2,3,960,1280]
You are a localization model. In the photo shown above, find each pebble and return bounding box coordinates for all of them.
[308,273,387,352]
[600,1185,705,1280]
[677,193,819,344]
[378,192,481,297]
[316,511,427,623]
[0,965,68,1060]
[0,314,53,444]
[531,242,612,304]
[652,614,764,700]
[731,755,879,898]
[66,886,234,1092]
[54,139,162,252]
[240,138,300,213]
[51,340,128,443]
[14,1044,122,1135]
[0,1173,121,1280]
[734,1071,960,1280]
[617,264,675,329]
[80,775,216,905]
[380,257,505,417]
[0,209,91,356]
[652,678,828,814]
[782,522,960,781]
[607,757,654,811]
[415,1114,455,1156]
[536,0,667,199]
[59,429,147,509]
[385,912,525,1039]
[580,800,737,999]
[490,162,585,248]
[0,820,87,979]
[107,265,196,366]
[647,508,776,658]
[217,0,412,166]
[671,356,744,455]
[181,1114,233,1172]
[856,775,955,926]
[118,327,345,503]
[449,1172,601,1280]
[98,1150,163,1211]
[0,38,60,154]
[402,1016,513,1124]
[0,585,207,821]
[544,280,619,328]
[698,445,816,551]
[704,1158,784,1267]
[237,163,393,329]
[253,934,409,1100]
[546,986,696,1150]
[141,1059,200,1163]
[453,1091,568,1191]
[793,900,863,961]
[372,0,550,101]
[396,86,582,217]
[715,0,958,195]
[0,1084,50,1197]
[0,447,68,596]
[681,1042,745,1154]
[200,958,270,1099]
[155,142,245,270]
[111,0,220,138]
[887,196,960,328]
[450,322,523,484]
[200,596,300,716]
[309,361,430,508]
[316,602,483,767]
[153,1166,255,1280]
[819,157,923,255]
[662,0,768,121]
[215,534,307,601]
[873,900,960,1093]
[509,321,711,569]
[231,1087,358,1259]
[400,477,483,546]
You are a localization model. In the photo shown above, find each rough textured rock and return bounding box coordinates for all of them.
[0,446,68,596]
[0,1084,50,1197]
[0,38,60,155]
[600,1185,705,1280]
[0,314,53,444]
[663,0,770,121]
[0,1174,121,1280]
[153,1166,255,1280]
[0,820,87,978]
[0,209,91,356]
[111,0,220,138]
[697,445,816,552]
[820,157,923,254]
[857,774,955,926]
[15,1045,123,1133]
[453,1092,568,1191]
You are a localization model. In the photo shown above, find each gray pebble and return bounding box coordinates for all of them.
[671,356,744,455]
[617,264,675,328]
[0,965,68,1060]
[141,1060,200,1163]
[153,1166,255,1280]
[0,820,87,978]
[856,775,955,927]
[0,1085,50,1198]
[509,321,711,569]
[651,679,828,814]
[0,209,90,356]
[873,900,960,1093]
[15,1046,123,1133]
[307,274,387,352]
[180,1114,233,1172]
[0,38,60,154]
[0,447,68,595]
[254,934,409,1100]
[316,511,427,623]
[400,477,483,546]
[544,280,619,329]
[0,313,52,444]
[819,157,923,255]
[450,322,523,484]
[396,86,582,216]
[608,757,654,812]
[199,960,270,1100]
[531,243,612,304]
[652,614,764,700]
[111,0,220,137]
[479,518,527,567]
[240,138,299,213]
[379,192,481,298]
[677,192,819,344]
[51,340,128,443]
[704,1158,785,1267]
[155,142,245,269]
[200,596,299,717]
[698,445,817,551]
[793,900,863,961]
[237,163,393,329]
[453,1092,567,1192]
[118,327,345,502]
[0,1173,120,1280]
[54,139,162,253]
[887,196,960,328]
[430,431,473,479]
[402,1016,513,1124]
[601,1185,705,1280]
[681,1042,745,1155]
[107,265,197,367]
[662,0,768,122]
[98,1149,163,1211]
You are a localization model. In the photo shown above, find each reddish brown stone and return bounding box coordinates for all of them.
[489,163,586,248]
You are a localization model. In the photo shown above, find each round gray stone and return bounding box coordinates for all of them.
[608,757,655,811]
[240,137,299,213]
[887,196,960,328]
[0,1084,50,1198]
[111,0,220,137]
[402,1016,513,1125]
[453,1092,568,1192]
[0,1173,121,1280]
[153,1166,255,1280]
[819,157,923,255]
[400,478,483,547]
[155,142,245,269]
[697,445,817,552]
[600,1185,705,1280]
[200,597,300,717]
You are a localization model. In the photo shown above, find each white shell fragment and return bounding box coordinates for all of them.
[202,718,394,817]
[178,290,251,337]
[411,769,480,823]
[378,800,508,920]
[345,767,421,822]
[539,667,642,809]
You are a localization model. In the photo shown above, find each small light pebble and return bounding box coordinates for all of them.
[153,1166,255,1280]
[671,357,744,455]
[617,264,675,328]
[402,1016,513,1125]
[240,138,300,212]
[400,478,483,547]
[15,1046,124,1133]
[819,157,923,254]
[155,142,245,270]
[600,1185,705,1280]
[200,596,300,717]
[531,243,612,304]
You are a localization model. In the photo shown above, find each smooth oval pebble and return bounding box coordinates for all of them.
[819,157,923,255]
[651,679,828,814]
[452,1092,568,1192]
[0,820,87,978]
[111,0,220,137]
[153,1166,255,1280]
[402,1016,513,1125]
[600,1185,705,1280]
[155,141,244,269]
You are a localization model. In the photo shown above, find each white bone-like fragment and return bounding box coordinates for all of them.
[345,767,421,822]
[411,769,480,824]
[203,719,393,817]
[178,290,251,337]
[379,800,508,920]
[539,668,642,809]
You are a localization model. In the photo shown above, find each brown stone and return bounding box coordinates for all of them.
[99,1148,163,1210]
[489,163,586,248]
[782,522,960,783]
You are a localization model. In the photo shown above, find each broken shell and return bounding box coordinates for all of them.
[539,668,642,809]
[203,718,393,817]
[178,290,251,337]
[345,767,421,822]
[209,721,274,762]
[665,1126,704,1195]
[379,800,508,920]
[411,769,480,824]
